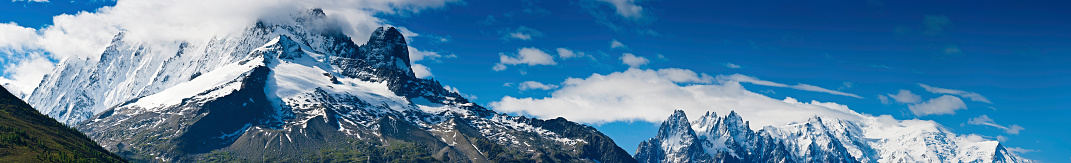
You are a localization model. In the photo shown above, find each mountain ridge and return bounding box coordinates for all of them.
[635,110,1032,163]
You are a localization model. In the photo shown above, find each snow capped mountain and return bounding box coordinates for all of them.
[28,9,633,162]
[636,110,1032,163]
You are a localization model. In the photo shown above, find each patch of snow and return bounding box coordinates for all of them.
[133,57,263,108]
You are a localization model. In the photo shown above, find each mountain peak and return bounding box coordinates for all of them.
[308,8,326,18]
[657,110,695,139]
[360,26,413,77]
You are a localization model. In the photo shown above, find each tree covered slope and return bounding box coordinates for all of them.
[0,86,124,162]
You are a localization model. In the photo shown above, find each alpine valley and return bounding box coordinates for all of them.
[18,8,1034,163]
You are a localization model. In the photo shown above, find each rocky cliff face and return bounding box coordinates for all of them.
[636,110,1032,163]
[29,9,633,162]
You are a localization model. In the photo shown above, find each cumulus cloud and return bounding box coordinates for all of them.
[610,39,628,49]
[888,89,922,104]
[490,68,868,127]
[493,47,557,71]
[724,62,741,69]
[0,23,39,51]
[907,95,966,116]
[518,81,559,91]
[878,95,890,104]
[408,46,454,63]
[503,26,543,41]
[556,48,585,59]
[717,74,863,98]
[407,46,455,79]
[619,53,648,68]
[0,52,54,98]
[411,64,433,78]
[594,0,645,19]
[0,23,51,97]
[918,83,991,103]
[968,115,1025,135]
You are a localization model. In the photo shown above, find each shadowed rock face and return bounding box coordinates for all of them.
[54,9,634,162]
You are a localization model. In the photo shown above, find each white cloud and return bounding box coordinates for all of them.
[407,46,450,63]
[493,47,557,71]
[12,0,48,2]
[968,115,1025,135]
[518,81,559,91]
[556,48,585,59]
[0,23,39,51]
[492,64,508,71]
[610,39,628,49]
[878,95,890,104]
[509,33,532,40]
[443,85,460,93]
[793,84,863,98]
[503,26,542,41]
[918,83,991,103]
[594,0,644,19]
[724,62,741,69]
[619,53,648,68]
[961,134,987,142]
[490,68,868,127]
[0,52,54,98]
[717,74,863,98]
[1005,147,1037,154]
[888,89,922,104]
[443,85,476,100]
[907,95,966,116]
[407,46,455,79]
[0,23,51,97]
[411,64,433,78]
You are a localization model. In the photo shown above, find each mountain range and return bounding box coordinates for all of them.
[11,8,1033,163]
[635,110,1031,163]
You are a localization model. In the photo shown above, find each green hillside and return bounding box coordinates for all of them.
[0,86,125,162]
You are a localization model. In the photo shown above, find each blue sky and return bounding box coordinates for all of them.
[2,0,1070,161]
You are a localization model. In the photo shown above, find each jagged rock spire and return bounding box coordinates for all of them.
[365,26,412,74]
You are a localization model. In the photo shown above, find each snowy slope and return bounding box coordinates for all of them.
[636,110,1033,163]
